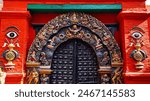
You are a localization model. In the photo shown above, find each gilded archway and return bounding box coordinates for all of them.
[26,13,123,84]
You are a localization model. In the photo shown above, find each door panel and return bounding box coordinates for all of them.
[51,40,74,84]
[76,41,99,84]
[50,39,99,84]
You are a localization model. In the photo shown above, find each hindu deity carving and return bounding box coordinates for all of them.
[101,74,110,84]
[40,74,49,84]
[112,67,123,84]
[40,52,49,65]
[26,68,39,84]
[101,52,110,65]
[69,25,81,35]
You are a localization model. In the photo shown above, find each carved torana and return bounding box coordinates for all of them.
[26,12,123,84]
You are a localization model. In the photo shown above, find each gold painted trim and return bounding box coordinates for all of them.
[111,62,123,67]
[98,69,111,73]
[39,69,53,75]
[26,62,40,67]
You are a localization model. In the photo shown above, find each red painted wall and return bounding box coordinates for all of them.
[118,11,150,83]
[0,11,30,83]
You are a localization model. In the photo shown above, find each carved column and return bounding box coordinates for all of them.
[26,62,40,84]
[111,62,123,84]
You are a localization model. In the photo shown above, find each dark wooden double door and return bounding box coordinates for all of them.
[50,39,99,84]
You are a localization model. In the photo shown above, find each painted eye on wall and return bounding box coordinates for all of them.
[131,32,143,39]
[6,31,18,39]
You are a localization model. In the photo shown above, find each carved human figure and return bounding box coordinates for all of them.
[38,33,46,41]
[47,36,58,49]
[69,25,81,34]
[112,51,121,63]
[101,52,110,65]
[29,51,37,62]
[0,68,6,84]
[66,30,73,38]
[40,52,49,65]
[112,67,122,84]
[95,36,103,50]
[40,74,49,84]
[34,40,42,51]
[77,30,84,38]
[101,74,110,84]
[27,68,39,84]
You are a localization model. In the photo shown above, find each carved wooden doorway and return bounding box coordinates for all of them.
[50,39,99,84]
[26,12,123,84]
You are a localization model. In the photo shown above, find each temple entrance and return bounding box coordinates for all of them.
[50,39,99,84]
[26,12,123,84]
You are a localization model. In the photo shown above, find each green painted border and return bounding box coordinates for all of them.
[27,4,122,13]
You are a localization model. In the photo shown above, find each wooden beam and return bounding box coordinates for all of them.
[27,4,122,13]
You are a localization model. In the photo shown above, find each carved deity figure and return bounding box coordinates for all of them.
[40,74,49,84]
[112,67,123,84]
[101,52,110,65]
[29,51,37,62]
[40,52,49,65]
[69,25,81,35]
[101,74,110,84]
[95,36,103,50]
[27,68,39,84]
[112,51,121,63]
[0,68,6,84]
[47,36,58,49]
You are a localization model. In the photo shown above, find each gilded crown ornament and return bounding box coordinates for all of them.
[70,13,79,24]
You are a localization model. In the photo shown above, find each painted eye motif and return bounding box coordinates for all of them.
[131,32,143,39]
[6,31,18,39]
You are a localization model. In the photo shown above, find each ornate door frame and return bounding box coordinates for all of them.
[26,13,123,84]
